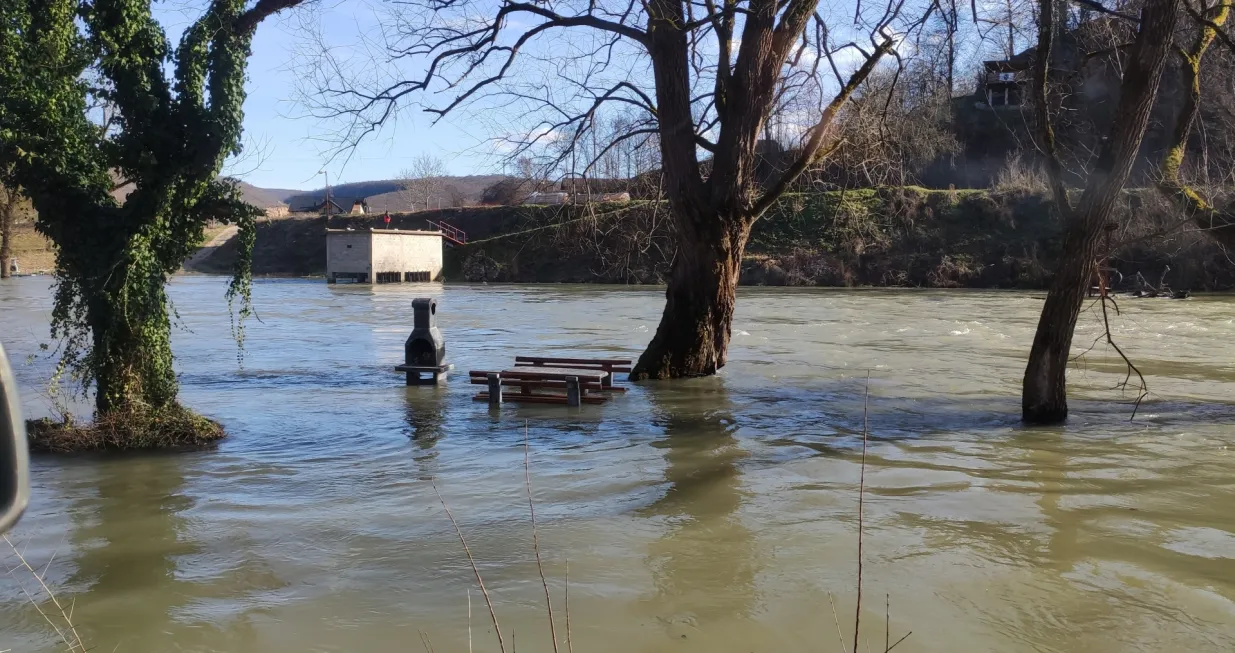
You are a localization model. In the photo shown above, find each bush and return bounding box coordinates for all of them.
[993,152,1048,193]
[26,404,225,453]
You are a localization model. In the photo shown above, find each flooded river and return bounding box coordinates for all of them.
[1,275,1233,652]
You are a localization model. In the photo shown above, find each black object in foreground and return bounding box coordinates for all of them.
[0,342,30,534]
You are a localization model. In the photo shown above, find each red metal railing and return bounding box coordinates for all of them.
[426,220,467,245]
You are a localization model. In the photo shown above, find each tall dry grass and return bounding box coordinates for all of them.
[3,534,86,652]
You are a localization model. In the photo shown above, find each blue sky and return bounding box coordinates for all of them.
[153,0,1017,191]
[155,2,500,190]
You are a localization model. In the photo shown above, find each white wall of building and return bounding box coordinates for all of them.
[370,231,444,280]
[326,231,373,282]
[327,230,443,282]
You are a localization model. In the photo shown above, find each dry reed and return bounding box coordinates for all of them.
[432,482,507,653]
[3,534,85,652]
[525,422,560,653]
[833,376,912,653]
[428,391,914,653]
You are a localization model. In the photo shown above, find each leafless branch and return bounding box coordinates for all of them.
[433,483,507,653]
[524,424,560,653]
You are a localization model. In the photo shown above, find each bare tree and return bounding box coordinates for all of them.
[399,154,447,212]
[817,66,960,187]
[1022,0,1182,424]
[921,0,961,95]
[446,183,467,208]
[302,0,934,379]
[976,0,1037,59]
[1154,0,1235,251]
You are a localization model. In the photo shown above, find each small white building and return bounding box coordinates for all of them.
[326,228,444,284]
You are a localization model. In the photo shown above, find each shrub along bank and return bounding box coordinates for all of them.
[447,188,1235,290]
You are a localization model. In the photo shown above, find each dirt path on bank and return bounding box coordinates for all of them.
[183,224,239,272]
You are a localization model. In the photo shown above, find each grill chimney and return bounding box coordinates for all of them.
[397,297,450,384]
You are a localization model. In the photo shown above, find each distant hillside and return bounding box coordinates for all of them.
[237,181,299,208]
[283,175,507,212]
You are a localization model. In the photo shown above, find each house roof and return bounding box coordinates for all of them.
[289,196,369,212]
[325,228,442,236]
[984,48,1036,72]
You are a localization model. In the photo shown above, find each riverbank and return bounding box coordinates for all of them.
[439,188,1234,290]
[6,222,240,276]
[29,186,1227,290]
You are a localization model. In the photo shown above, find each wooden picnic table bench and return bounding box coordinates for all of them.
[470,367,610,406]
[514,356,632,389]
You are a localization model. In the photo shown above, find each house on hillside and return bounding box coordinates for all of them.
[947,15,1185,187]
[970,16,1129,111]
[980,55,1031,108]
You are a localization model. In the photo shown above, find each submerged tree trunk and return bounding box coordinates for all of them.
[0,189,13,280]
[86,271,178,414]
[1,0,301,450]
[1022,0,1182,423]
[631,210,751,379]
[628,0,892,380]
[1022,224,1104,422]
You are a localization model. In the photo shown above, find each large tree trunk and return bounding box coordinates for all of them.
[1022,0,1181,423]
[633,0,887,380]
[69,231,180,416]
[631,210,751,379]
[0,192,12,280]
[1022,224,1103,423]
[87,285,178,415]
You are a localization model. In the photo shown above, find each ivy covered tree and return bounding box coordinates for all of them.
[0,0,302,448]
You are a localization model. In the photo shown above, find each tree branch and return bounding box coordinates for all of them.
[500,2,649,46]
[1069,0,1141,23]
[752,38,894,217]
[235,0,303,35]
[1184,2,1235,54]
[1033,0,1074,217]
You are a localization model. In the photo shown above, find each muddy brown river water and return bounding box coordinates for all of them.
[1,276,1233,652]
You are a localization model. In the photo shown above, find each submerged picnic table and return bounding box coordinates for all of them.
[470,366,611,406]
[514,356,630,389]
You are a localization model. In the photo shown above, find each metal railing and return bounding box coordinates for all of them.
[426,220,467,245]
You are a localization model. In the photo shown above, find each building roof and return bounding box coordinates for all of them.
[290,196,370,212]
[984,48,1035,72]
[325,228,443,236]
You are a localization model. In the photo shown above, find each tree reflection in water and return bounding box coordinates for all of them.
[64,458,269,652]
[638,379,761,642]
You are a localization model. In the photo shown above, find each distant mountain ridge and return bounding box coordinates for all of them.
[248,175,510,212]
[236,182,301,208]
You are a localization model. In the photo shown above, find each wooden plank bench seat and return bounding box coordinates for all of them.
[514,356,633,389]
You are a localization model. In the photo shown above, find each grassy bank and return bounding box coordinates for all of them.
[173,187,1235,290]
